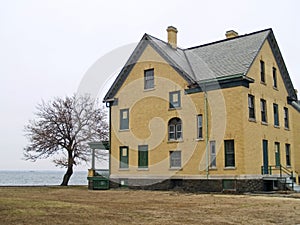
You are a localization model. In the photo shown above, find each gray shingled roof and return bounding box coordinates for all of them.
[147,29,270,82]
[104,28,298,102]
[185,30,270,81]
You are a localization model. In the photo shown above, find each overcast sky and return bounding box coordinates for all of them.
[0,0,299,171]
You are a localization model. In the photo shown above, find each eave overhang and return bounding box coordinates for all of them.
[185,74,254,94]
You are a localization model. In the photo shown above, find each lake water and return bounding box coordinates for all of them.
[0,170,88,186]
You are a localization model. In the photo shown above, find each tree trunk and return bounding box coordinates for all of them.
[61,150,74,186]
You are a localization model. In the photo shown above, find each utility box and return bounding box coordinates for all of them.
[87,169,109,190]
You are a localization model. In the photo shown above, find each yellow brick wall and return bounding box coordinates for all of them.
[243,40,295,176]
[110,41,299,180]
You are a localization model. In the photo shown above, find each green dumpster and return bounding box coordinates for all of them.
[87,169,109,190]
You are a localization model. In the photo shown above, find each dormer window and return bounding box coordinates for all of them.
[144,69,154,90]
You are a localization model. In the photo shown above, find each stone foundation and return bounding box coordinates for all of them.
[109,178,266,193]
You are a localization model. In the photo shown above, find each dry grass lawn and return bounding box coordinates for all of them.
[0,186,300,225]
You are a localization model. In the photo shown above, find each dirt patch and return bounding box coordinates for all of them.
[0,186,299,224]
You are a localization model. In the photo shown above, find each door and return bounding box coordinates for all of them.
[275,142,280,167]
[262,140,269,174]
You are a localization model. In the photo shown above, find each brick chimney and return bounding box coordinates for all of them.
[225,30,238,39]
[167,26,178,49]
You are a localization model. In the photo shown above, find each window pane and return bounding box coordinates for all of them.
[138,145,148,168]
[273,104,279,126]
[260,60,265,83]
[284,107,289,129]
[120,146,129,168]
[170,151,181,168]
[168,118,182,141]
[224,140,235,167]
[120,109,129,130]
[273,67,277,88]
[248,95,255,119]
[169,91,181,108]
[169,125,175,140]
[210,141,216,168]
[197,115,203,139]
[144,69,154,89]
[260,99,267,123]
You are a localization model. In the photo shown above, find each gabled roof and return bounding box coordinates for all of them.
[104,28,297,102]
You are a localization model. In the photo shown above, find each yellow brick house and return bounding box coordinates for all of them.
[103,26,300,192]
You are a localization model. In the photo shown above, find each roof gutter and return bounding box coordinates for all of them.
[291,101,300,112]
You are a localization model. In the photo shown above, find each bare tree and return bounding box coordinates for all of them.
[24,94,108,186]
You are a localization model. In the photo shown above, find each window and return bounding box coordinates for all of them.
[170,151,181,168]
[120,109,129,130]
[224,140,235,167]
[210,141,216,168]
[260,99,267,123]
[197,115,203,139]
[168,118,182,141]
[284,107,289,129]
[138,145,148,168]
[275,142,280,167]
[248,94,255,120]
[169,91,181,108]
[285,144,291,167]
[144,69,154,89]
[260,60,265,83]
[119,146,129,168]
[273,67,277,88]
[273,103,279,126]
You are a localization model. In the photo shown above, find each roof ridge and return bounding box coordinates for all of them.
[185,28,272,50]
[145,33,185,51]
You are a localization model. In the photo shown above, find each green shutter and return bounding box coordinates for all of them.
[138,145,148,168]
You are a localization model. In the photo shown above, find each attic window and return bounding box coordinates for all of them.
[260,60,265,83]
[144,69,154,90]
[273,67,277,89]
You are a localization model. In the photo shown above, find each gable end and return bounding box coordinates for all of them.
[267,31,297,100]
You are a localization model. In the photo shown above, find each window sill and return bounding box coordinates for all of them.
[284,127,290,131]
[168,140,183,143]
[144,88,155,92]
[274,125,280,129]
[209,167,217,170]
[169,167,182,171]
[137,168,149,171]
[224,167,236,170]
[119,168,129,171]
[260,81,266,85]
[261,121,268,126]
[196,138,204,141]
[248,118,256,122]
[119,129,130,132]
[273,87,278,91]
[169,107,182,111]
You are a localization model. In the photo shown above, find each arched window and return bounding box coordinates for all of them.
[168,117,182,140]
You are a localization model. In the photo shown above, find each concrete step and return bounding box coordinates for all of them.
[279,177,300,192]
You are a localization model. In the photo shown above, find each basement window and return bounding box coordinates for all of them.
[222,179,236,191]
